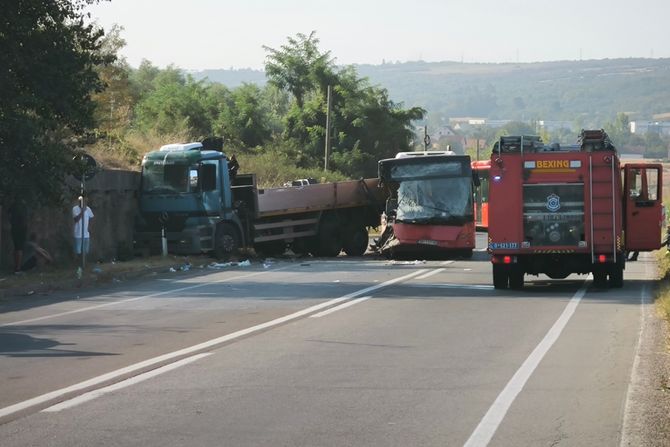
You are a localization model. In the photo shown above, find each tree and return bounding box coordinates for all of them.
[0,0,112,205]
[264,32,425,177]
[263,31,333,109]
[214,83,272,148]
[91,24,134,148]
[134,72,211,137]
[604,112,632,149]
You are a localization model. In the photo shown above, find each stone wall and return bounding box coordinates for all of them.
[1,169,140,270]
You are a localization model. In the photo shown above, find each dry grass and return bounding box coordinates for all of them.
[0,255,199,300]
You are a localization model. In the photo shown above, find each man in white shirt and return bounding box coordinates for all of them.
[73,195,94,257]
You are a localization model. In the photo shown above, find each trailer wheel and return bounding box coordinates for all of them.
[214,223,240,260]
[509,265,524,290]
[493,264,509,289]
[343,226,369,256]
[315,218,342,257]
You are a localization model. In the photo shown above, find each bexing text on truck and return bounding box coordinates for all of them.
[487,129,663,289]
[134,140,386,259]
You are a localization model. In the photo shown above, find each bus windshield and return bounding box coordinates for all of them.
[395,176,473,223]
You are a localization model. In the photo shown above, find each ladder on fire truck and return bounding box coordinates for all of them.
[581,130,618,265]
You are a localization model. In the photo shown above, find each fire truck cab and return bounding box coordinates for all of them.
[488,130,663,289]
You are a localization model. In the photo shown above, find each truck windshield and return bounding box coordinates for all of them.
[142,163,192,194]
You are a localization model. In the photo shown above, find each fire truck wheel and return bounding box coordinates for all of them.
[592,269,608,289]
[493,264,509,289]
[509,266,524,290]
[609,264,624,288]
[343,226,369,256]
[316,218,343,257]
[214,223,240,260]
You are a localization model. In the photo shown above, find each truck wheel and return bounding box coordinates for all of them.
[315,218,343,257]
[214,223,240,260]
[493,264,509,289]
[254,241,286,257]
[343,226,369,256]
[291,237,316,256]
[609,264,624,288]
[509,265,524,290]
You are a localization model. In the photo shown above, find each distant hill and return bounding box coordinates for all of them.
[191,58,670,126]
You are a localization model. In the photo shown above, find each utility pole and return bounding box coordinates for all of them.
[324,85,332,171]
[108,95,115,151]
[423,126,431,151]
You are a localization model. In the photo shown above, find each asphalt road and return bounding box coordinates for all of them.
[0,235,658,446]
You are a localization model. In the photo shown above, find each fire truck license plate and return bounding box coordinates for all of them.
[489,242,519,249]
[418,239,438,246]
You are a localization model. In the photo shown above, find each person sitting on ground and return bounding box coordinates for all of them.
[19,233,53,272]
[9,197,28,274]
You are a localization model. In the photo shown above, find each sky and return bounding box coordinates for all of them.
[86,0,670,70]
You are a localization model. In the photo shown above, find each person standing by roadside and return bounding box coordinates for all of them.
[72,195,94,261]
[9,197,28,274]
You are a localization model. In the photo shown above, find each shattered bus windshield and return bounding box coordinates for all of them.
[142,162,192,194]
[390,161,473,224]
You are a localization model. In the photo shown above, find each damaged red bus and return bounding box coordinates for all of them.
[375,151,477,258]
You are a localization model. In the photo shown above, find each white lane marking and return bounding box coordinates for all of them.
[463,277,590,447]
[620,264,652,447]
[0,268,428,420]
[416,268,446,280]
[412,283,494,290]
[310,296,371,318]
[441,261,455,265]
[43,353,212,412]
[1,268,290,328]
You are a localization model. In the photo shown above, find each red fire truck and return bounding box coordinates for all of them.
[488,130,663,289]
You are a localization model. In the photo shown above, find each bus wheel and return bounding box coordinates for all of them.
[460,249,474,259]
[214,223,240,260]
[493,264,509,289]
[315,218,342,257]
[343,226,369,256]
[509,265,524,290]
